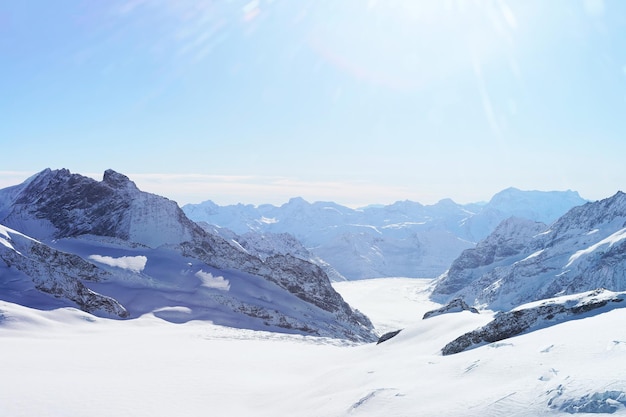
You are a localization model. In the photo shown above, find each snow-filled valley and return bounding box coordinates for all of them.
[2,278,626,416]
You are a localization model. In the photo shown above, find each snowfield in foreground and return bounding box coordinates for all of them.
[2,278,626,416]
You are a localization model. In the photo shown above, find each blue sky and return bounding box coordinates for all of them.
[2,0,626,207]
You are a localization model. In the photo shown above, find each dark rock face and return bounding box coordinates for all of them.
[423,298,479,320]
[1,168,203,247]
[102,169,136,189]
[7,169,132,240]
[376,329,402,345]
[441,289,625,355]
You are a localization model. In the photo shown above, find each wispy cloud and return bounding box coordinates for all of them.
[0,170,413,207]
[128,173,414,208]
[0,171,36,189]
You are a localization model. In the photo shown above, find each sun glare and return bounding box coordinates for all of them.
[307,0,519,91]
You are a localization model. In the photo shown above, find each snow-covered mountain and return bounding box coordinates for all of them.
[182,188,586,279]
[432,191,626,311]
[0,168,374,342]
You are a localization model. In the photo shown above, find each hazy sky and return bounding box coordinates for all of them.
[2,0,626,207]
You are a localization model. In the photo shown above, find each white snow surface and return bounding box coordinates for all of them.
[2,277,626,416]
[88,254,148,273]
[195,269,230,291]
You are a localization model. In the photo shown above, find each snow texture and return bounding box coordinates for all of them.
[2,278,626,416]
[88,254,147,273]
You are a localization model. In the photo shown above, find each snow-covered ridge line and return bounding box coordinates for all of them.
[422,298,479,319]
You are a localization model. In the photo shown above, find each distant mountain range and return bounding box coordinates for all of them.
[0,169,374,342]
[182,188,587,279]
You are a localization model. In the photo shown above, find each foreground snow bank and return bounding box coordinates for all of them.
[2,279,626,416]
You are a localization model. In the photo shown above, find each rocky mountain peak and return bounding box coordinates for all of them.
[102,169,138,191]
[284,197,309,208]
[0,168,199,246]
[25,168,71,192]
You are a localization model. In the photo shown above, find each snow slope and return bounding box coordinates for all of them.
[183,188,585,279]
[2,278,626,416]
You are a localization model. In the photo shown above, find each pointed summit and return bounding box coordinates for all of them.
[103,169,138,191]
[0,168,197,246]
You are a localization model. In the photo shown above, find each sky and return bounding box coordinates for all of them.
[1,0,626,207]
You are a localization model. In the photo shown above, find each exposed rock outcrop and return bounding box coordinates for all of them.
[442,289,626,355]
[422,298,479,319]
[376,329,402,345]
